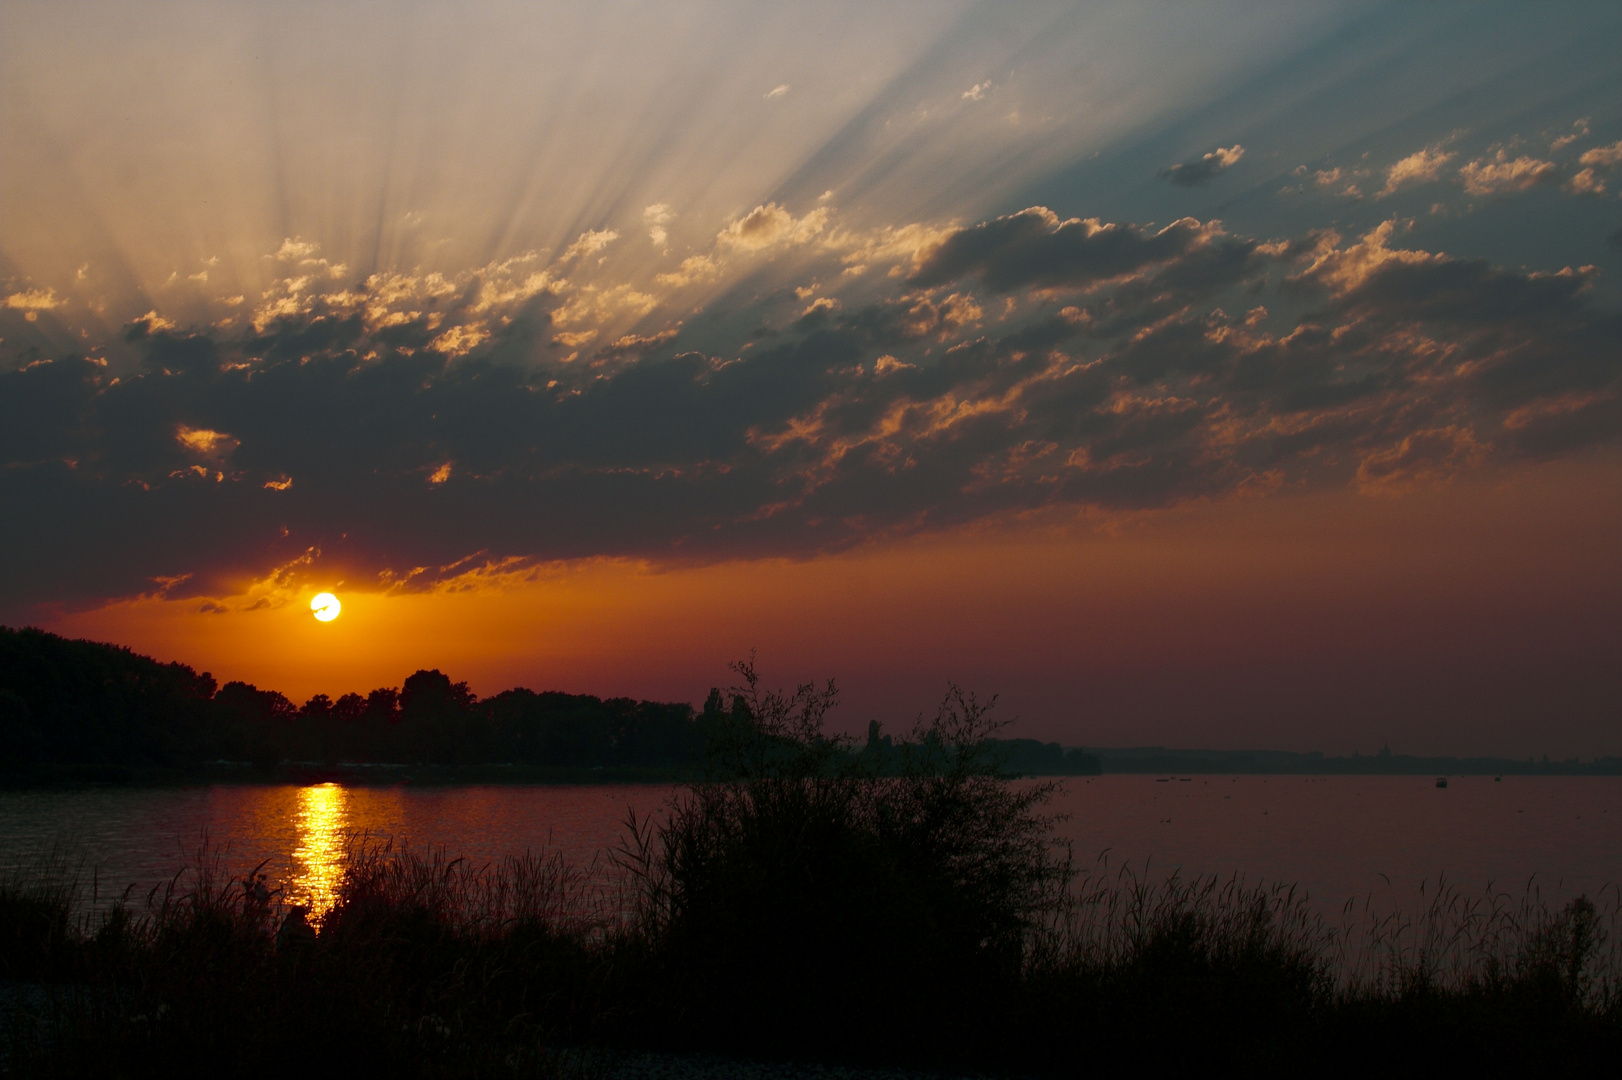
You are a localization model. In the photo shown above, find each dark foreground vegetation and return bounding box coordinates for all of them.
[3,660,1618,1077]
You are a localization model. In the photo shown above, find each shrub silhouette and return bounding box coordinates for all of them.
[615,656,1068,1062]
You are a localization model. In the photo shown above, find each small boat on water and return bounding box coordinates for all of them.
[1435,777,1448,788]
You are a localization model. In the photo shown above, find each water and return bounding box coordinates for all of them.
[0,776,1616,918]
[1053,775,1620,911]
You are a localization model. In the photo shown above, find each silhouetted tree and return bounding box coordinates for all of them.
[0,687,41,769]
[216,680,297,769]
[0,626,220,768]
[0,628,1111,777]
[398,669,479,764]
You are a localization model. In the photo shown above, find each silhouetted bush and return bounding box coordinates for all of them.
[612,658,1066,1063]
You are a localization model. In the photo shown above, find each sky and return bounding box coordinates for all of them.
[2,1,1619,757]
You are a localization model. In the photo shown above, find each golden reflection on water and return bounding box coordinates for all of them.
[288,783,349,918]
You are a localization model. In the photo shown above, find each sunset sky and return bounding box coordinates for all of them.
[3,1,1618,757]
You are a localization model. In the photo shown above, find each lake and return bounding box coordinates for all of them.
[1,775,1616,919]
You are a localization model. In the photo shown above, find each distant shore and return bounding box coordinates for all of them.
[4,752,1616,790]
[1085,746,1622,776]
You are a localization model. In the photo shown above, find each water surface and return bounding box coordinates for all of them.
[1,776,1615,917]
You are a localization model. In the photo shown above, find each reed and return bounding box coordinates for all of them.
[1338,875,1622,1004]
[3,840,1617,1075]
[0,838,628,1077]
[0,846,84,983]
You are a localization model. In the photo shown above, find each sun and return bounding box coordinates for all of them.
[310,592,342,622]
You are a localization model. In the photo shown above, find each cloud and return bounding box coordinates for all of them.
[593,328,680,362]
[175,425,236,457]
[5,288,62,313]
[1567,140,1622,194]
[1379,146,1454,197]
[1,204,1616,616]
[127,310,178,336]
[1161,145,1245,187]
[273,237,321,261]
[719,203,830,250]
[469,262,565,314]
[550,283,657,328]
[561,229,619,262]
[1566,169,1606,196]
[644,203,674,249]
[428,323,490,357]
[1578,140,1622,168]
[962,81,991,101]
[837,221,956,272]
[1355,427,1487,496]
[1550,118,1590,152]
[909,207,1235,293]
[765,84,789,99]
[3,285,55,319]
[799,296,840,320]
[1292,220,1436,296]
[5,288,62,322]
[552,329,598,349]
[1457,151,1558,196]
[647,202,836,289]
[656,254,719,288]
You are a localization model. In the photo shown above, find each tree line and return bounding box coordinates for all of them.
[0,627,1100,776]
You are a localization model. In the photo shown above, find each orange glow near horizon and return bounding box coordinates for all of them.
[40,454,1622,758]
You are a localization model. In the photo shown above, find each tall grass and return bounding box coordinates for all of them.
[4,843,1616,1075]
[0,846,84,985]
[1,840,621,1078]
[1338,875,1621,1005]
[3,665,1618,1073]
[1016,861,1620,1070]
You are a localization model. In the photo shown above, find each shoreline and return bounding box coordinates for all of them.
[5,761,1619,791]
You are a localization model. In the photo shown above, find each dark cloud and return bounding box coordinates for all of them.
[910,207,1229,293]
[1331,257,1596,330]
[592,328,681,363]
[2,207,1618,616]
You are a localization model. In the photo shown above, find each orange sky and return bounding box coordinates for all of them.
[50,452,1622,759]
[7,4,1620,763]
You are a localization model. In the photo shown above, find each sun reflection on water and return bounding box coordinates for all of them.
[288,783,349,918]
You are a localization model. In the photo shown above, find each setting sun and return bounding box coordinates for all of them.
[310,592,341,623]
